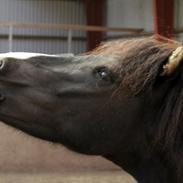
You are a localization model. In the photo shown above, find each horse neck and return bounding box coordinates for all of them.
[105,150,177,183]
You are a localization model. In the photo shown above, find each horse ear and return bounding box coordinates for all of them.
[161,46,183,76]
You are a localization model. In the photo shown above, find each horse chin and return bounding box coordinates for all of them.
[0,114,59,142]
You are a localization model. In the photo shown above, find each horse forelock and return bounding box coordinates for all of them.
[91,36,179,97]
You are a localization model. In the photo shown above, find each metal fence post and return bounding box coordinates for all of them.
[67,29,72,53]
[8,25,13,52]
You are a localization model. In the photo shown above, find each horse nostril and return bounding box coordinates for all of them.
[0,94,5,102]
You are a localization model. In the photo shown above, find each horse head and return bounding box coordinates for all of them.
[0,37,182,183]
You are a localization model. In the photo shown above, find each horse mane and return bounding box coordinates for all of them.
[90,35,180,95]
[90,36,183,176]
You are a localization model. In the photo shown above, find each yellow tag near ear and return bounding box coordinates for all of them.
[162,46,183,76]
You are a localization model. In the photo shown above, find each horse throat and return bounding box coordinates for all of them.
[105,151,177,183]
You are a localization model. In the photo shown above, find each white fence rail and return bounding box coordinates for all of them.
[0,22,144,53]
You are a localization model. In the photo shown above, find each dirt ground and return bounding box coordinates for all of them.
[0,171,136,183]
[0,123,136,183]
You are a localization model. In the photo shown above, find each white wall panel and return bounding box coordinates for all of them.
[0,0,86,54]
[106,0,153,37]
[2,0,182,53]
[174,0,183,41]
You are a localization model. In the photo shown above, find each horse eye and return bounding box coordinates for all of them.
[98,70,109,81]
[94,67,113,83]
[99,71,108,79]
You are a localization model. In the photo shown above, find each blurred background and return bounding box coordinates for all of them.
[0,0,180,55]
[0,0,178,182]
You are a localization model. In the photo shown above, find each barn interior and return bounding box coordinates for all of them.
[0,0,180,183]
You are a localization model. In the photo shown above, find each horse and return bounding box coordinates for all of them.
[0,36,182,183]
